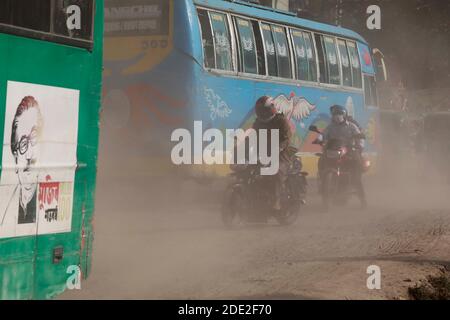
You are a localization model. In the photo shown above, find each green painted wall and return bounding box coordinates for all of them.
[0,1,104,300]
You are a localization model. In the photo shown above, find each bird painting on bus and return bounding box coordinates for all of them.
[274,93,316,129]
[275,93,317,148]
[239,93,316,150]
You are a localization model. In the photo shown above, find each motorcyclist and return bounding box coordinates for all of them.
[347,114,363,131]
[317,105,367,209]
[252,96,293,210]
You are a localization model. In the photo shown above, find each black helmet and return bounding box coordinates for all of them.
[330,104,347,116]
[255,96,276,122]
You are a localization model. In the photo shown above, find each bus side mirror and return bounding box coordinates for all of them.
[373,48,388,82]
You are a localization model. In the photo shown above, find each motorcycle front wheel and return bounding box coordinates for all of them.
[322,171,340,210]
[221,187,245,228]
[274,203,300,226]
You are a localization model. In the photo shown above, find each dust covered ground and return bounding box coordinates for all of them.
[61,160,450,300]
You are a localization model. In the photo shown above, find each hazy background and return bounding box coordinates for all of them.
[262,0,450,111]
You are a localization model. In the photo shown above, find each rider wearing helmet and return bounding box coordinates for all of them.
[347,114,363,131]
[253,96,293,210]
[321,105,364,147]
[318,105,367,208]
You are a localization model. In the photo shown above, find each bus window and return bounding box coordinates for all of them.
[315,34,329,84]
[53,0,93,40]
[197,9,215,69]
[323,36,340,85]
[364,75,378,107]
[271,25,292,79]
[372,77,378,106]
[261,23,278,77]
[235,17,257,74]
[291,30,317,82]
[303,32,317,82]
[0,0,94,48]
[251,21,266,76]
[338,39,352,87]
[209,12,233,71]
[0,0,51,32]
[347,41,362,88]
[291,30,308,81]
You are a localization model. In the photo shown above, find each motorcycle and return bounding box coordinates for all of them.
[309,125,370,209]
[221,150,308,228]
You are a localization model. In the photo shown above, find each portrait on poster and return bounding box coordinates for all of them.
[0,81,79,239]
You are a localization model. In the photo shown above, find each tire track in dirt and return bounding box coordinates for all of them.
[376,212,450,257]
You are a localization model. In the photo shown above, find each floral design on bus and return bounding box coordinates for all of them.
[204,87,232,121]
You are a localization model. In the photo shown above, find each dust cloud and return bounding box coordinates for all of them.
[61,0,450,300]
[61,108,450,300]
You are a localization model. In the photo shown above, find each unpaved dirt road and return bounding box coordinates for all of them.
[62,165,450,300]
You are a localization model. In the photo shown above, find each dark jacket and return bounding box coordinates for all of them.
[252,113,293,163]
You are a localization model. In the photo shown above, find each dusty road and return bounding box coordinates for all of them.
[61,165,450,300]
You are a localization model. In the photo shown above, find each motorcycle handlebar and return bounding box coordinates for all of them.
[312,139,324,146]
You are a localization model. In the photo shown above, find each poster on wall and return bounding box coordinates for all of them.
[0,81,79,239]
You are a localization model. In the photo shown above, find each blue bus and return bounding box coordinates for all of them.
[103,0,385,177]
